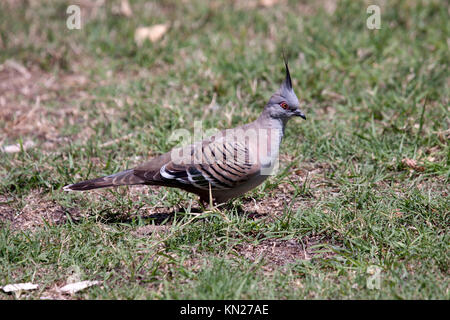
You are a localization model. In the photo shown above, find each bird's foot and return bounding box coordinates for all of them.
[198,197,230,222]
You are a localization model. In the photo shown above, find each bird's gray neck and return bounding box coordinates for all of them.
[256,112,287,137]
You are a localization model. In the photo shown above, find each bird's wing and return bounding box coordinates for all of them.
[134,138,261,191]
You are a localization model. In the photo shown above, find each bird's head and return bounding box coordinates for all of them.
[265,57,306,121]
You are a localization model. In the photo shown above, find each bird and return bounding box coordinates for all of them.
[63,57,306,205]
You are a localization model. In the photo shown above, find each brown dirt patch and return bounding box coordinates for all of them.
[132,224,170,238]
[0,191,81,231]
[0,59,93,150]
[236,236,336,271]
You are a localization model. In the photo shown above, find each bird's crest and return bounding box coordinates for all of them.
[282,52,292,91]
[272,52,299,108]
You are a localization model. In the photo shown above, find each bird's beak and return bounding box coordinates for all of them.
[294,110,306,120]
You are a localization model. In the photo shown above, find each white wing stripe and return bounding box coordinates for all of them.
[160,164,175,179]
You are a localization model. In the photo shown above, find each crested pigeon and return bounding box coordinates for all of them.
[63,58,306,204]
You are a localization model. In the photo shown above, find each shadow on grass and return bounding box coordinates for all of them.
[92,201,263,225]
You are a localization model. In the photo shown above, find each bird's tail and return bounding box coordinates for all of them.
[63,169,145,191]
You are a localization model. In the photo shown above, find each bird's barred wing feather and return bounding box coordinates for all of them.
[157,139,260,191]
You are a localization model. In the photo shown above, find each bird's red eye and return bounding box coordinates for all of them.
[280,102,289,110]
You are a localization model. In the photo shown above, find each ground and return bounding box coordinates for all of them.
[0,0,448,299]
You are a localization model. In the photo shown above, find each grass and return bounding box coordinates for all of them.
[0,0,448,299]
